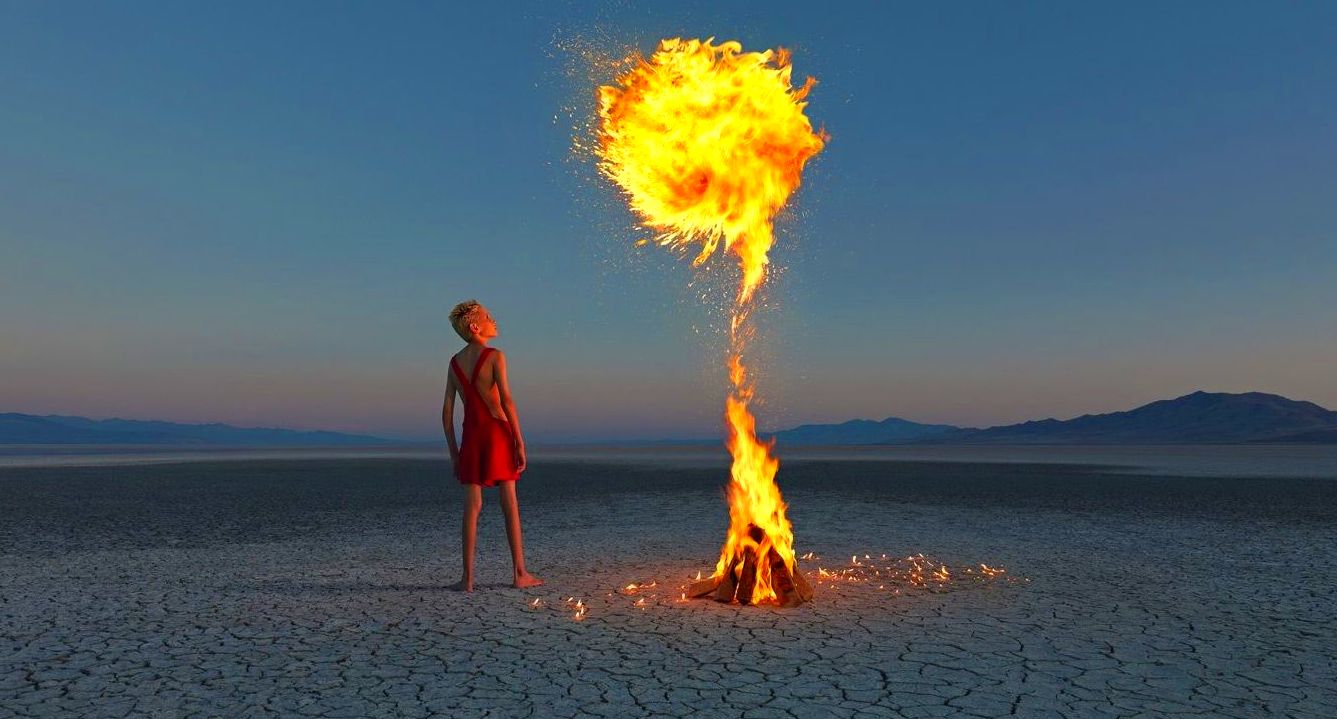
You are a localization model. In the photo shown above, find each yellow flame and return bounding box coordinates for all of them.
[597,37,825,303]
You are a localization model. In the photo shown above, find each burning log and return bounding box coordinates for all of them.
[686,576,719,598]
[735,525,765,605]
[767,546,814,607]
[792,562,814,603]
[735,546,761,605]
[713,558,740,603]
[766,547,798,606]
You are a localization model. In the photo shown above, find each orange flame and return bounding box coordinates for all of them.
[596,37,825,604]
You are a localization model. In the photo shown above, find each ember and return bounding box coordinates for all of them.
[595,38,825,606]
[807,553,1021,594]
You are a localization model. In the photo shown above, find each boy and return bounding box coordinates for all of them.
[443,300,543,591]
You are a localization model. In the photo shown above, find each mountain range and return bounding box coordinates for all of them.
[769,391,1337,445]
[0,413,392,446]
[5,391,1336,446]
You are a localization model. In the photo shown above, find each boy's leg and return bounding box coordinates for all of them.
[452,484,483,591]
[498,481,543,588]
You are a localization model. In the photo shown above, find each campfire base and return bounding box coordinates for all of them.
[686,526,814,607]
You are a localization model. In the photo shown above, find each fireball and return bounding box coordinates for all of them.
[596,37,825,303]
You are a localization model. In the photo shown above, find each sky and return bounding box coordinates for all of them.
[2,1,1335,441]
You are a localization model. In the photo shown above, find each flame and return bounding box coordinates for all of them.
[596,37,825,304]
[622,580,658,595]
[596,37,825,605]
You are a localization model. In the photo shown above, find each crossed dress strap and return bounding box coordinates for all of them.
[452,348,495,402]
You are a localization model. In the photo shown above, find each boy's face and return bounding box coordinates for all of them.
[470,306,498,340]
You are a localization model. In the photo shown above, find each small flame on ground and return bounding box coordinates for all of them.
[808,553,1020,594]
[621,581,658,595]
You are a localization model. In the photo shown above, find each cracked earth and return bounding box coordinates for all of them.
[1,457,1334,717]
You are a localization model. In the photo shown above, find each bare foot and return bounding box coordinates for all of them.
[513,573,544,589]
[448,579,473,592]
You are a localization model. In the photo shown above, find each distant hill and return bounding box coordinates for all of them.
[951,391,1337,444]
[0,413,396,446]
[766,392,1337,445]
[768,417,969,445]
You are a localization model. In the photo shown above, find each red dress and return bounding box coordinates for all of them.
[452,347,520,487]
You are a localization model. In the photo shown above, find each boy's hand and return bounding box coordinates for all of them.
[514,441,527,474]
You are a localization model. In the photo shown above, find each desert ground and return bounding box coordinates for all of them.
[2,455,1335,718]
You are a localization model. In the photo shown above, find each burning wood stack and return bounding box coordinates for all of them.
[685,524,814,606]
[593,38,826,609]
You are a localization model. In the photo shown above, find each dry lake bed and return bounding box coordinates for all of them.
[2,449,1335,718]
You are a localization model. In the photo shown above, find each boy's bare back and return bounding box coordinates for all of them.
[450,347,510,424]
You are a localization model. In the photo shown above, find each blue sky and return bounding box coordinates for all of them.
[2,1,1334,441]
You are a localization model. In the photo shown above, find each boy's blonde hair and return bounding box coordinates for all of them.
[449,300,485,341]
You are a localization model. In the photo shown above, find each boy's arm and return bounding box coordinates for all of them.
[493,351,526,472]
[442,370,460,475]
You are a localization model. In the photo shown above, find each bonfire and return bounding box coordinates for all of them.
[595,38,825,606]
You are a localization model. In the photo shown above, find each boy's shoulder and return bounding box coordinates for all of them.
[450,345,506,363]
